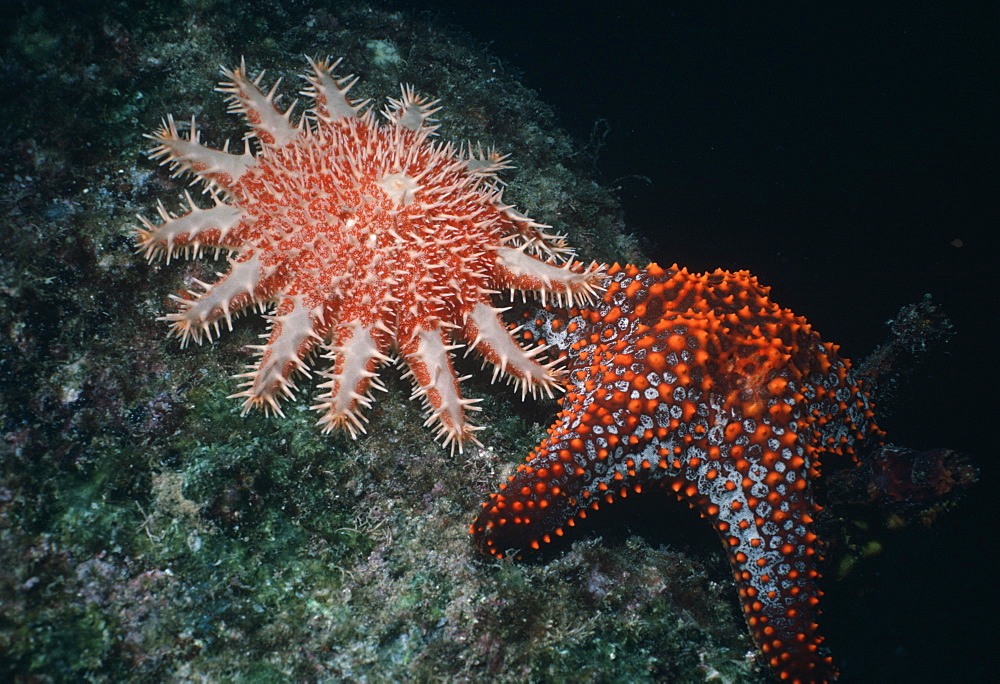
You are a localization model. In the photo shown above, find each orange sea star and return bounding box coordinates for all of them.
[135,58,603,451]
[472,263,881,682]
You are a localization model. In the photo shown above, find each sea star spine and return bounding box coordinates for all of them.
[135,57,605,450]
[472,263,879,682]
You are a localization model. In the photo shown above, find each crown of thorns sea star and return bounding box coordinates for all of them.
[135,57,604,451]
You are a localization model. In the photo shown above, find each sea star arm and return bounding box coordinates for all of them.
[494,246,604,307]
[499,207,577,261]
[217,59,300,148]
[471,416,837,683]
[385,85,442,135]
[301,57,367,122]
[400,328,483,453]
[145,115,254,194]
[706,477,834,684]
[461,301,562,399]
[462,144,512,176]
[230,293,326,415]
[160,252,263,346]
[313,321,392,437]
[135,191,244,263]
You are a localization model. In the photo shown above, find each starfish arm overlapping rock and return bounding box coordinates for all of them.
[471,263,880,683]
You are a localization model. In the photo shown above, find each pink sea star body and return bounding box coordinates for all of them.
[135,58,603,450]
